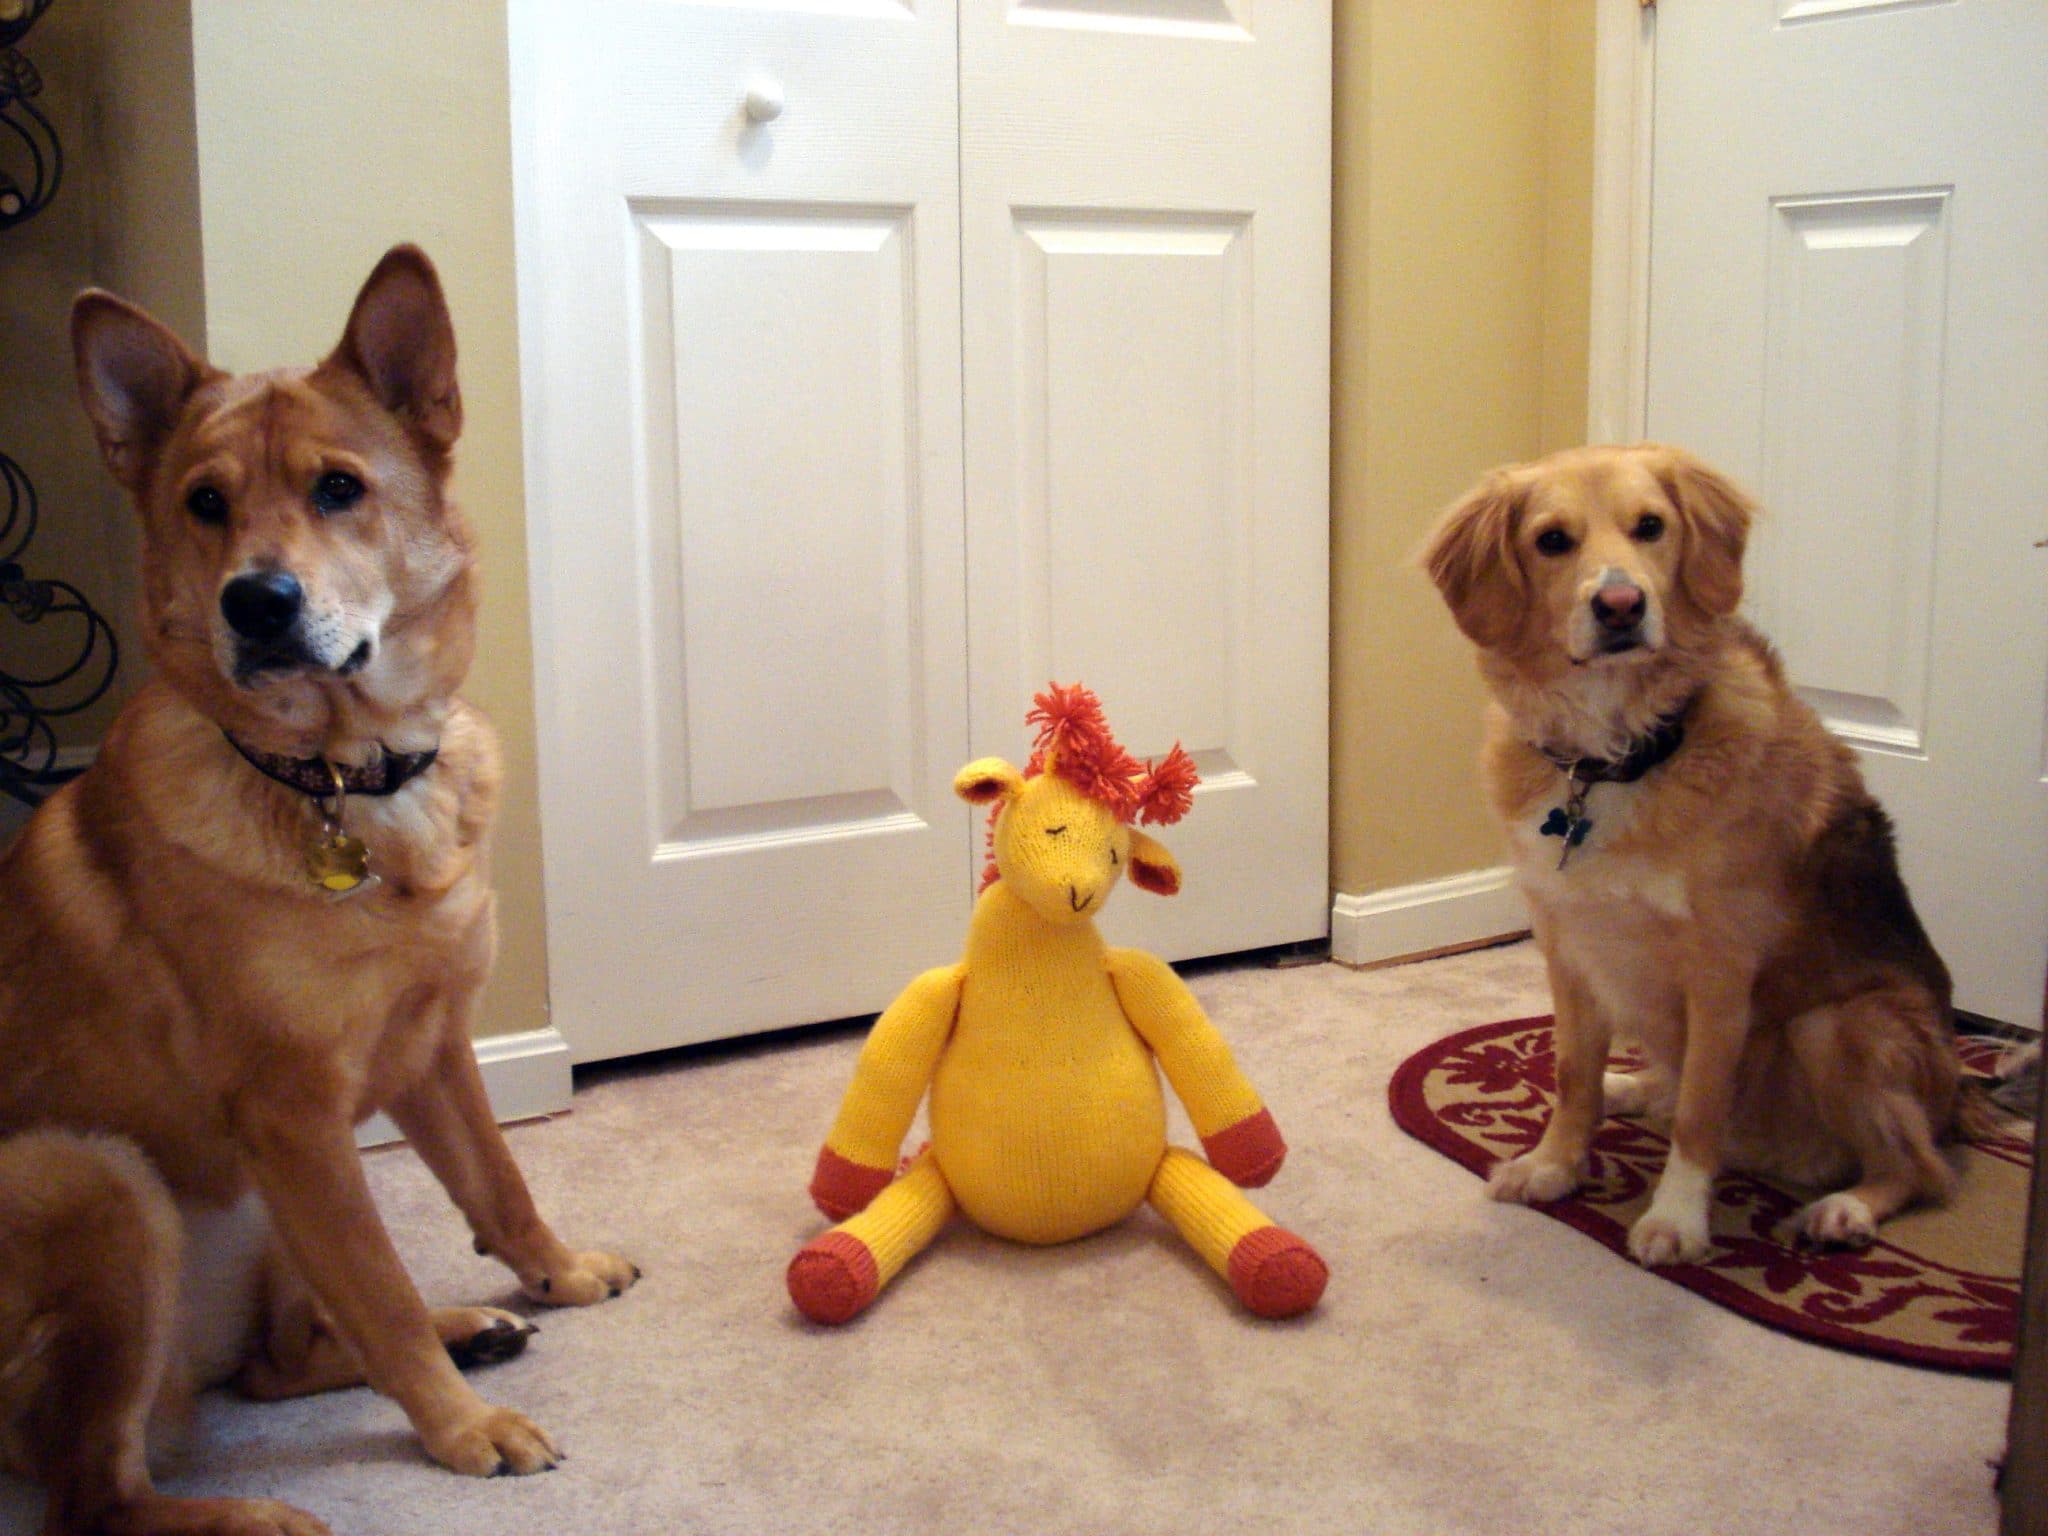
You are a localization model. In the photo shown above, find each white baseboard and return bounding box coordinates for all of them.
[356,1027,574,1149]
[1330,867,1530,968]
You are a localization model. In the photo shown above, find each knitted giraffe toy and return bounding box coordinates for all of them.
[787,683,1328,1325]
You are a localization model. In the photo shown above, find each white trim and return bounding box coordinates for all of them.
[355,1027,574,1149]
[1587,0,1656,444]
[1329,868,1530,969]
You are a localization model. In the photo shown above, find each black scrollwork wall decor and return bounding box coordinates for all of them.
[0,0,61,229]
[1,0,121,808]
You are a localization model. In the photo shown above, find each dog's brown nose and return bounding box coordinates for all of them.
[1591,583,1645,632]
[221,569,304,642]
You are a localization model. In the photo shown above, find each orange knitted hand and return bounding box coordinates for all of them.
[1202,1107,1287,1188]
[810,1144,894,1220]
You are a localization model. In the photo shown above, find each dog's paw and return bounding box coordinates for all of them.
[523,1249,641,1307]
[1486,1152,1581,1205]
[1628,1208,1711,1267]
[442,1307,537,1369]
[132,1497,333,1536]
[1796,1191,1877,1250]
[423,1403,562,1477]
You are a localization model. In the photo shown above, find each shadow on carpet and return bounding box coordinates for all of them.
[1389,1016,2027,1376]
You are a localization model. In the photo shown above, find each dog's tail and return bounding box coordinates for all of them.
[1952,1071,2015,1145]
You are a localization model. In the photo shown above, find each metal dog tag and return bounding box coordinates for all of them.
[306,759,378,899]
[306,824,372,894]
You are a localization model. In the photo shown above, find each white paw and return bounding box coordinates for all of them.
[1797,1192,1876,1249]
[1628,1207,1711,1267]
[1602,1071,1651,1117]
[1486,1152,1582,1205]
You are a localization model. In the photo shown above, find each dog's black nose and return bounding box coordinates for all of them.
[220,570,304,642]
[1591,583,1645,632]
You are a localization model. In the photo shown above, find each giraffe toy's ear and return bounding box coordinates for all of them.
[954,758,1024,805]
[1126,829,1182,896]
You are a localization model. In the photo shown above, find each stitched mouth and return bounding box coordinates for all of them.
[1068,884,1092,912]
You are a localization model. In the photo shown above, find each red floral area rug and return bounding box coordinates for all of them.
[1389,1016,2030,1376]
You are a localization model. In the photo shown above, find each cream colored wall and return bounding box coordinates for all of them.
[187,1,547,1041]
[1330,0,1593,898]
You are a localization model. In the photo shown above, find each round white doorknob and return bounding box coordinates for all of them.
[743,78,784,124]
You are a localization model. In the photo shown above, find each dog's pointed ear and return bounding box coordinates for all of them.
[1651,445,1754,620]
[326,244,462,452]
[1421,468,1529,649]
[71,291,212,493]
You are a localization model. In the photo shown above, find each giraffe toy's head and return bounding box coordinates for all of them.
[954,683,1198,926]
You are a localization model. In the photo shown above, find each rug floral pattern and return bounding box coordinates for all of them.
[1388,1017,2029,1375]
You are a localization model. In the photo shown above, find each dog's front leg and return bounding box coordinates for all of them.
[231,1093,562,1477]
[386,1008,639,1308]
[1627,959,1753,1267]
[1489,946,1608,1205]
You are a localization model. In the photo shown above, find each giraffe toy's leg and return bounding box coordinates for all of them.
[787,1149,955,1324]
[1148,1147,1327,1319]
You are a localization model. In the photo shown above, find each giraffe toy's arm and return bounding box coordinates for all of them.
[808,963,966,1219]
[1106,948,1288,1187]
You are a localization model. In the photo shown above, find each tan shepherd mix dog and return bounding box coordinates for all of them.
[1423,443,1986,1270]
[0,246,637,1536]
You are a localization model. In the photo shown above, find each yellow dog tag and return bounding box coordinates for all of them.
[306,827,372,892]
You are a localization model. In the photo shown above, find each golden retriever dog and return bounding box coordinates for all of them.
[0,246,637,1535]
[1422,443,1983,1268]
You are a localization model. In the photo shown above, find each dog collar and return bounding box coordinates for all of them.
[1535,695,1696,786]
[1534,694,1697,870]
[225,733,439,798]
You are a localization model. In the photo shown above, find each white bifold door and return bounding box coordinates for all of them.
[1647,0,2048,1024]
[512,0,1330,1062]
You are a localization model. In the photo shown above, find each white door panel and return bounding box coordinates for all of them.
[512,1,970,1061]
[1648,0,2048,1021]
[962,2,1331,960]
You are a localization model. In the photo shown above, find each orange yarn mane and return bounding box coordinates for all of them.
[981,683,1199,891]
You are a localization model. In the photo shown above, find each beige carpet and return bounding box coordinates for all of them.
[0,942,2012,1535]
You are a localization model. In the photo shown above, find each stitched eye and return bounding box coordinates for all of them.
[1109,847,1120,866]
[186,485,228,524]
[1044,825,1066,838]
[1533,527,1575,557]
[1633,513,1665,542]
[314,471,365,513]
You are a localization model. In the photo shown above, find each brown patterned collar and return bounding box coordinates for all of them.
[225,733,439,798]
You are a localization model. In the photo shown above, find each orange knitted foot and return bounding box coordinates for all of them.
[1226,1226,1328,1319]
[787,1231,880,1325]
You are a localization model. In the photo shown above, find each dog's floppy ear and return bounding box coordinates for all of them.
[71,291,212,494]
[1652,446,1754,620]
[1420,468,1529,649]
[326,244,462,452]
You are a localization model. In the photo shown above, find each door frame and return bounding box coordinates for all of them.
[1587,0,1654,446]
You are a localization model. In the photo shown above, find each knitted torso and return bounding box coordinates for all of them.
[930,881,1167,1244]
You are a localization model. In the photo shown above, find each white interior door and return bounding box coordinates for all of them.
[1646,0,2048,1023]
[960,0,1332,961]
[511,0,971,1061]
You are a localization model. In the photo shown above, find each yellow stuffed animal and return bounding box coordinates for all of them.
[788,684,1327,1324]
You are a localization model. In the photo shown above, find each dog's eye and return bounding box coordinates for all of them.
[1533,527,1575,557]
[1633,513,1666,542]
[313,471,366,513]
[185,485,228,525]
